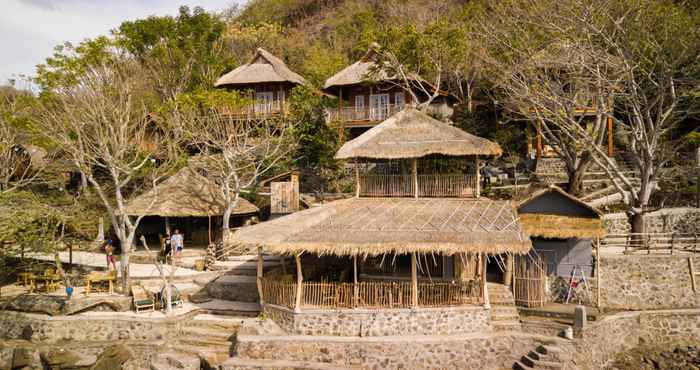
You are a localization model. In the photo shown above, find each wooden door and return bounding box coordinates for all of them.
[271,181,299,214]
[513,254,547,307]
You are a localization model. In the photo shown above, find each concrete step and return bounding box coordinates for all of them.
[172,344,229,359]
[181,326,236,341]
[194,299,261,316]
[492,321,521,332]
[521,354,562,369]
[206,275,259,302]
[221,357,359,370]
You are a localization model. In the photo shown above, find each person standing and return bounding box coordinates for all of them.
[103,238,117,271]
[171,229,184,261]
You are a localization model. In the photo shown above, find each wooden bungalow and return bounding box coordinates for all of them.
[323,47,455,140]
[214,48,307,118]
[124,166,259,249]
[518,185,604,278]
[231,108,531,331]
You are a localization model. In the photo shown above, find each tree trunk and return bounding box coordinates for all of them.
[120,250,129,294]
[567,167,586,196]
[628,211,645,234]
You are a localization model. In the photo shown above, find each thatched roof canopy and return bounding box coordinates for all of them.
[231,197,531,256]
[335,108,503,160]
[215,48,307,87]
[124,167,258,217]
[518,185,603,239]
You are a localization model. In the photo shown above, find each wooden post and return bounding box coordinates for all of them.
[482,253,490,309]
[536,120,543,160]
[596,238,601,309]
[68,244,73,273]
[689,257,697,293]
[257,246,265,305]
[338,88,345,142]
[607,116,614,157]
[353,255,358,308]
[355,160,360,197]
[411,158,418,198]
[474,156,481,198]
[165,216,171,235]
[294,254,303,313]
[503,254,513,286]
[411,253,418,309]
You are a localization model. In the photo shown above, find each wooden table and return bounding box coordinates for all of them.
[17,272,37,293]
[85,272,116,295]
[37,274,61,293]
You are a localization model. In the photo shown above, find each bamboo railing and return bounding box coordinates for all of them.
[513,255,547,308]
[358,174,476,198]
[327,104,402,123]
[601,233,700,254]
[260,278,481,310]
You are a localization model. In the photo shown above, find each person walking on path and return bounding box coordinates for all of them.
[171,229,184,261]
[103,238,117,271]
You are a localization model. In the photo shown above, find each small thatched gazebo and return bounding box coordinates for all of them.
[124,166,259,247]
[518,185,603,277]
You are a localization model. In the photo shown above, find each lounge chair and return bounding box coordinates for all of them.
[131,285,155,313]
[160,285,183,310]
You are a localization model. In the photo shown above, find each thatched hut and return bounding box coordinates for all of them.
[518,185,603,277]
[229,108,530,335]
[124,166,259,248]
[214,48,307,117]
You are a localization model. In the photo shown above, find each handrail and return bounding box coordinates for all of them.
[327,104,403,122]
[358,174,476,198]
[600,233,700,254]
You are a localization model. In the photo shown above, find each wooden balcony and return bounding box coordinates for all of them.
[358,174,477,198]
[218,101,287,120]
[326,104,403,126]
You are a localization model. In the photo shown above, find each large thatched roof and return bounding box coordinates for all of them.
[231,197,532,256]
[215,48,307,87]
[124,167,259,217]
[518,185,603,239]
[335,108,503,160]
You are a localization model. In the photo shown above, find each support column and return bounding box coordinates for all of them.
[475,156,481,198]
[355,160,360,197]
[294,254,303,313]
[482,253,490,309]
[338,88,345,143]
[257,246,264,305]
[595,238,601,309]
[411,253,418,309]
[503,254,513,286]
[607,116,614,157]
[536,120,543,160]
[353,255,358,308]
[411,158,418,198]
[164,217,171,235]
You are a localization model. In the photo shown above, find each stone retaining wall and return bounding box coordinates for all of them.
[603,207,700,234]
[599,255,700,310]
[263,304,490,336]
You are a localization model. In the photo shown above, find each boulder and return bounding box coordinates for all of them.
[40,348,83,368]
[89,344,131,370]
[12,348,40,369]
[0,347,13,370]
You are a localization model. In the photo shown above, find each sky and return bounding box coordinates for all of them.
[0,0,244,85]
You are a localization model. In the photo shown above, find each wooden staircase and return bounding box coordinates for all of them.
[488,282,521,332]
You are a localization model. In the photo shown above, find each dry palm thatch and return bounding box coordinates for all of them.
[335,108,503,160]
[231,197,531,256]
[123,166,258,217]
[518,185,603,239]
[214,48,307,87]
[323,49,392,89]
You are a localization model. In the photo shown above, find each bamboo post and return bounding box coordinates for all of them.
[411,253,418,309]
[503,254,513,286]
[689,257,697,293]
[607,116,614,157]
[411,158,418,198]
[355,160,360,197]
[257,246,265,305]
[294,254,303,313]
[474,156,481,198]
[596,238,601,309]
[482,253,490,309]
[353,255,359,308]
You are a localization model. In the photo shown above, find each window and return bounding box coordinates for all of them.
[355,95,365,111]
[369,94,390,120]
[395,92,405,108]
[256,92,274,113]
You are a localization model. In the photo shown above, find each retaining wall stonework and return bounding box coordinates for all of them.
[263,304,490,336]
[603,207,700,234]
[599,255,700,310]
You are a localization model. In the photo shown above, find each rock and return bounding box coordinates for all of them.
[12,348,40,369]
[40,348,82,368]
[89,344,131,370]
[6,295,131,316]
[0,347,13,370]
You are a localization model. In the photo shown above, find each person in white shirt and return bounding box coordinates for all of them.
[170,229,184,259]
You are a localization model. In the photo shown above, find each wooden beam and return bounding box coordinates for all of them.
[411,158,418,198]
[411,253,418,309]
[482,253,490,309]
[257,246,265,305]
[353,255,359,307]
[536,120,543,160]
[475,156,481,198]
[607,116,614,157]
[294,254,303,313]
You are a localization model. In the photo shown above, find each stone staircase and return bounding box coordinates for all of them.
[513,344,567,370]
[488,282,521,332]
[150,314,245,370]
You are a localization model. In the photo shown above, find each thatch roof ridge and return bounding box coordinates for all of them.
[124,166,259,217]
[231,197,531,256]
[518,185,603,217]
[334,108,503,160]
[215,48,307,87]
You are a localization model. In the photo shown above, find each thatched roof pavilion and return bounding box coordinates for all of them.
[335,108,503,160]
[124,166,258,217]
[214,48,307,87]
[518,185,603,239]
[233,197,531,257]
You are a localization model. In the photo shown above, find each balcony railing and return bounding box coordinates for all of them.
[218,101,286,119]
[327,104,403,124]
[358,174,477,198]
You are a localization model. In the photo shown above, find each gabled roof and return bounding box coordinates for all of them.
[124,166,259,217]
[323,49,391,89]
[518,185,604,239]
[231,197,531,256]
[334,108,503,160]
[215,48,307,87]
